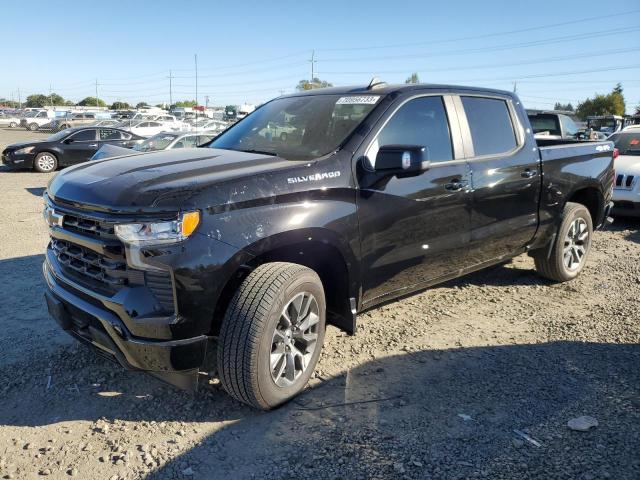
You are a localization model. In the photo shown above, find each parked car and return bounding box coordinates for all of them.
[609,130,640,216]
[91,132,217,160]
[42,83,614,409]
[51,112,101,131]
[0,112,21,128]
[2,127,143,172]
[119,120,169,137]
[527,111,579,139]
[187,119,228,133]
[587,115,624,136]
[92,119,122,127]
[20,110,55,131]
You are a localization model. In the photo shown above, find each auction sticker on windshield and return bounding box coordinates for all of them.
[336,96,380,105]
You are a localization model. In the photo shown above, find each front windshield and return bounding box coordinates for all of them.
[133,133,177,151]
[209,94,381,160]
[609,132,640,155]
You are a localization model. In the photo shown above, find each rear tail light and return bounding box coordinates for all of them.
[613,147,619,160]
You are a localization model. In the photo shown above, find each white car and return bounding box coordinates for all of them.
[0,113,21,128]
[610,130,640,217]
[121,121,170,137]
[20,110,55,130]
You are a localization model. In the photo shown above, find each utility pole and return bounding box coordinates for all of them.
[168,69,173,107]
[309,50,317,83]
[205,95,209,109]
[95,78,99,108]
[49,83,53,108]
[512,81,518,93]
[194,54,199,124]
[18,87,21,109]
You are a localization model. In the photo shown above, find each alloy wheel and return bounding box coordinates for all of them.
[37,154,56,172]
[563,218,589,271]
[270,292,320,387]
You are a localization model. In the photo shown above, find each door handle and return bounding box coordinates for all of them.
[88,143,98,148]
[521,169,538,178]
[444,179,468,191]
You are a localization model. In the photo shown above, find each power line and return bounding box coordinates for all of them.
[320,48,639,76]
[319,26,640,63]
[316,9,640,52]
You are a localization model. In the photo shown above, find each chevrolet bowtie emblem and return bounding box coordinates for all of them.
[44,206,64,228]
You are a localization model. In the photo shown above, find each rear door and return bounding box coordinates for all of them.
[356,94,472,305]
[456,94,541,263]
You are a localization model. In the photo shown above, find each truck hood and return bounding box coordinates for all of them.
[47,148,308,212]
[615,154,640,174]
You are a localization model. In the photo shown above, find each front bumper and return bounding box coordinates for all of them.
[2,151,35,169]
[43,256,208,390]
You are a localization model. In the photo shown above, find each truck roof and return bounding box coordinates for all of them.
[282,83,517,99]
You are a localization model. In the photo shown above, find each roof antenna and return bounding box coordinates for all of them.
[367,77,387,90]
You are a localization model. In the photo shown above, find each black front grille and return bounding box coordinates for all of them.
[48,200,176,312]
[51,238,128,289]
[616,174,623,186]
[63,214,116,239]
[626,175,635,188]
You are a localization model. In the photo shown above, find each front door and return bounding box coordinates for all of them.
[356,94,472,305]
[62,129,99,165]
[455,95,541,263]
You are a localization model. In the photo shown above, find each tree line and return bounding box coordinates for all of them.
[3,79,638,117]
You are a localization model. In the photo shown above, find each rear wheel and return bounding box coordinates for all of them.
[33,152,58,173]
[9,121,17,128]
[534,202,593,282]
[217,262,326,410]
[28,123,39,131]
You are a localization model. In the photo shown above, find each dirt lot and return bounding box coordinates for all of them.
[0,128,638,480]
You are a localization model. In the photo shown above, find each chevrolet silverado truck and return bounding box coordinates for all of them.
[43,82,615,409]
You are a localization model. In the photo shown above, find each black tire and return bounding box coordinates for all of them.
[33,152,58,173]
[217,262,326,410]
[9,121,17,128]
[28,122,39,131]
[534,202,593,282]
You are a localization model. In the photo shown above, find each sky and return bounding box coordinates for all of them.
[1,0,639,112]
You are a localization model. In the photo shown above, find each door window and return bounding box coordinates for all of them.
[99,129,122,140]
[368,96,453,167]
[461,97,517,156]
[68,129,96,141]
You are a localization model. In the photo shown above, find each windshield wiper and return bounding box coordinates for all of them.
[237,148,278,156]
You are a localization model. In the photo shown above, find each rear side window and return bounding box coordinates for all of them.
[69,129,96,141]
[99,129,122,140]
[371,96,453,165]
[461,97,517,156]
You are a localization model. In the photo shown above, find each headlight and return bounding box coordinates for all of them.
[14,146,35,154]
[114,211,200,246]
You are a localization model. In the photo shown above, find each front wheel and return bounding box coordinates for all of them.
[217,262,326,410]
[9,121,17,128]
[28,123,39,131]
[33,152,58,173]
[534,202,593,282]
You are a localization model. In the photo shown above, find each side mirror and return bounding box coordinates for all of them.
[374,145,430,173]
[63,138,74,144]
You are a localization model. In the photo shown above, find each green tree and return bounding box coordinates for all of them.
[78,96,106,107]
[136,102,149,109]
[110,101,131,110]
[405,73,420,84]
[296,78,333,91]
[173,100,197,107]
[24,93,51,108]
[553,102,574,112]
[0,99,20,108]
[576,86,626,120]
[635,104,640,115]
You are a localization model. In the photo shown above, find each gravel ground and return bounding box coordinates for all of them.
[0,128,638,480]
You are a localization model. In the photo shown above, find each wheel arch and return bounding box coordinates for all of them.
[210,228,359,337]
[566,183,605,226]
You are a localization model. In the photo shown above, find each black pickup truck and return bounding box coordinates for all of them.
[42,83,615,409]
